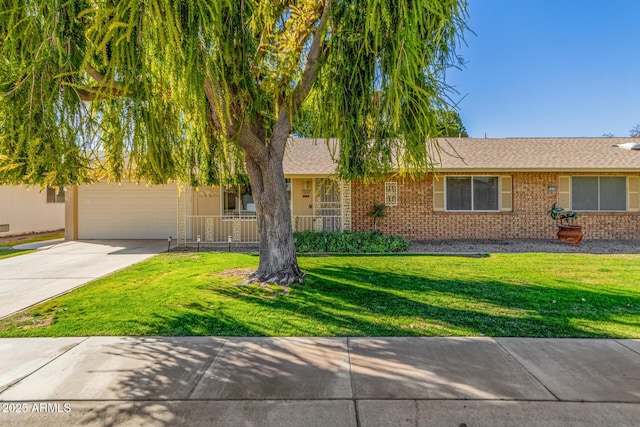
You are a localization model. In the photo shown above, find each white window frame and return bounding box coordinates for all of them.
[445,175,500,212]
[570,176,627,212]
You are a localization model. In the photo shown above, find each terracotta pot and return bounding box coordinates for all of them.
[557,225,583,246]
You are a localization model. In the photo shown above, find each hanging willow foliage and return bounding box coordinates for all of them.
[0,0,467,187]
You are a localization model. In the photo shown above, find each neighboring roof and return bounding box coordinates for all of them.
[283,138,339,175]
[283,137,640,175]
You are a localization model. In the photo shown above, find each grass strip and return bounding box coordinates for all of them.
[0,249,34,260]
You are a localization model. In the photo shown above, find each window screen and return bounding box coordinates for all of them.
[600,177,626,210]
[473,177,499,211]
[446,176,499,211]
[571,176,626,211]
[446,177,472,211]
[571,177,599,210]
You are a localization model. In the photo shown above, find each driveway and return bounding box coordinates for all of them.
[0,240,167,319]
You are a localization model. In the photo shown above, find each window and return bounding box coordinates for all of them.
[446,176,499,211]
[46,187,65,203]
[221,179,291,219]
[571,176,626,211]
[222,184,255,218]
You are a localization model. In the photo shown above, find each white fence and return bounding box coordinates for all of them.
[292,215,342,233]
[185,215,343,243]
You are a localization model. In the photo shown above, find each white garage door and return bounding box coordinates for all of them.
[78,182,178,239]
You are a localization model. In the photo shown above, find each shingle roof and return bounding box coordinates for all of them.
[434,137,640,171]
[283,137,640,175]
[283,138,339,175]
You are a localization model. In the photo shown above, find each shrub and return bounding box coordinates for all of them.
[294,231,409,253]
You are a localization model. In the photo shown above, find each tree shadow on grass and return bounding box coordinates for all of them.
[297,264,640,337]
[39,255,639,425]
[139,259,640,338]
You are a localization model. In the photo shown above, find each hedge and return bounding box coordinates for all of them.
[294,231,409,253]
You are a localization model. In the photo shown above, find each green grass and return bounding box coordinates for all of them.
[0,248,33,260]
[0,232,62,259]
[0,232,64,247]
[1,252,639,338]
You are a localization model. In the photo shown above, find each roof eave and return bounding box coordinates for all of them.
[435,168,640,173]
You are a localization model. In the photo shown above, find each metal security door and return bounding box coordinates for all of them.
[314,179,342,232]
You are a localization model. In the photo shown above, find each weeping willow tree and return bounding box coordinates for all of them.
[0,0,467,284]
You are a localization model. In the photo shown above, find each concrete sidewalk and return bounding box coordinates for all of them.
[0,337,639,426]
[0,240,167,319]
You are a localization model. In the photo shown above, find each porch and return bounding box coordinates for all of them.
[176,179,351,245]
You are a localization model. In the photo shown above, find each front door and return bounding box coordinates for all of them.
[314,179,341,232]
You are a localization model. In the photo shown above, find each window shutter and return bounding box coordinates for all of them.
[558,176,571,209]
[500,176,513,212]
[628,176,640,212]
[433,176,445,211]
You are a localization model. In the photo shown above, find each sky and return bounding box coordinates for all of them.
[445,0,640,138]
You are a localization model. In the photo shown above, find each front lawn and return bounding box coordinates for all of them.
[0,252,638,337]
[0,232,64,247]
[0,233,62,259]
[0,232,64,259]
[0,249,33,260]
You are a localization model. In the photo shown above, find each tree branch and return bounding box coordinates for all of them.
[292,0,330,111]
[238,125,270,170]
[252,2,289,76]
[267,1,330,159]
[77,64,127,101]
[203,79,229,135]
[85,64,108,84]
[270,109,293,160]
[76,86,124,101]
[204,79,270,162]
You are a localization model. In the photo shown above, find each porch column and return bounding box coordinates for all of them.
[340,180,352,231]
[64,185,79,240]
[177,184,187,246]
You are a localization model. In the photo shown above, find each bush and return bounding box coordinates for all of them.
[294,231,409,253]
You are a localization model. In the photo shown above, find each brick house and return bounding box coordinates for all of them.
[64,137,640,243]
[350,138,640,241]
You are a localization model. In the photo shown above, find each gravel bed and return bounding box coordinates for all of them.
[5,232,637,255]
[173,239,640,255]
[408,239,640,254]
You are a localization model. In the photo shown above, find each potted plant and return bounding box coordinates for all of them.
[548,203,583,246]
[369,203,386,233]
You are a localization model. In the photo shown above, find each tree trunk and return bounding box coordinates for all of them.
[243,134,304,285]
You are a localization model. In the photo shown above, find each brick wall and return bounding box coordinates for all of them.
[350,172,640,241]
